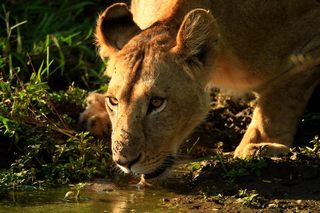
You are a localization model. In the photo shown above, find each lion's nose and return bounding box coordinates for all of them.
[114,153,142,170]
[114,156,129,168]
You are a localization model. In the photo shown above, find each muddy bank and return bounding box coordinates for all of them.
[150,153,320,212]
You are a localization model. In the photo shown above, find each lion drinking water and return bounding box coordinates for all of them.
[80,0,320,179]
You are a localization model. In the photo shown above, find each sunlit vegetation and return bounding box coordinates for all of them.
[0,0,112,196]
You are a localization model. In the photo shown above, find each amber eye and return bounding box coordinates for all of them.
[106,96,118,108]
[151,97,164,108]
[148,97,167,114]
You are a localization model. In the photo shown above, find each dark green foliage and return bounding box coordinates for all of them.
[0,0,112,195]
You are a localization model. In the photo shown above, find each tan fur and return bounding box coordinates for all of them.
[81,0,320,177]
[79,93,111,138]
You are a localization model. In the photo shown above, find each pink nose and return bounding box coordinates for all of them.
[113,153,142,170]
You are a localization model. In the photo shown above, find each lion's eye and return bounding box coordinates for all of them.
[151,98,164,108]
[148,97,167,114]
[106,96,119,109]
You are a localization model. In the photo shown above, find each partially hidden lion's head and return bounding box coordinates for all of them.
[96,3,219,179]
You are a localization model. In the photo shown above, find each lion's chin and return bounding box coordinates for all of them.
[143,155,175,180]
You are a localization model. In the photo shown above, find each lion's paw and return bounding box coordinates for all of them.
[79,93,111,138]
[234,142,290,159]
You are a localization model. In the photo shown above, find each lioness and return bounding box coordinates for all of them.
[81,0,320,179]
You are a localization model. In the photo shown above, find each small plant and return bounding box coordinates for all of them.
[213,154,268,183]
[237,189,263,208]
[65,182,87,201]
[186,137,200,155]
[298,135,320,158]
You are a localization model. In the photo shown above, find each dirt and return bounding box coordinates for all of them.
[150,154,320,212]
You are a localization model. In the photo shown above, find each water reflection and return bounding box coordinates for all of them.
[90,186,174,212]
[0,184,176,213]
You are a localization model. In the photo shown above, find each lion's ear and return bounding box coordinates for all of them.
[96,3,141,58]
[171,9,218,64]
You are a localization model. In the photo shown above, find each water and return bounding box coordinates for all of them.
[0,185,178,213]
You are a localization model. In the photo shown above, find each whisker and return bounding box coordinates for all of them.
[144,155,175,180]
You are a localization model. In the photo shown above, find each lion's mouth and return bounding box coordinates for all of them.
[143,155,175,179]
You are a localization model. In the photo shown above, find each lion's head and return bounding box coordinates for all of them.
[96,3,218,179]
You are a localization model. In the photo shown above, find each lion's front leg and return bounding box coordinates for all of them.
[79,92,111,138]
[234,66,320,159]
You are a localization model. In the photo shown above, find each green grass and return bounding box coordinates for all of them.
[0,0,111,196]
[1,0,107,88]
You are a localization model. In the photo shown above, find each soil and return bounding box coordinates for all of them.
[153,154,320,212]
